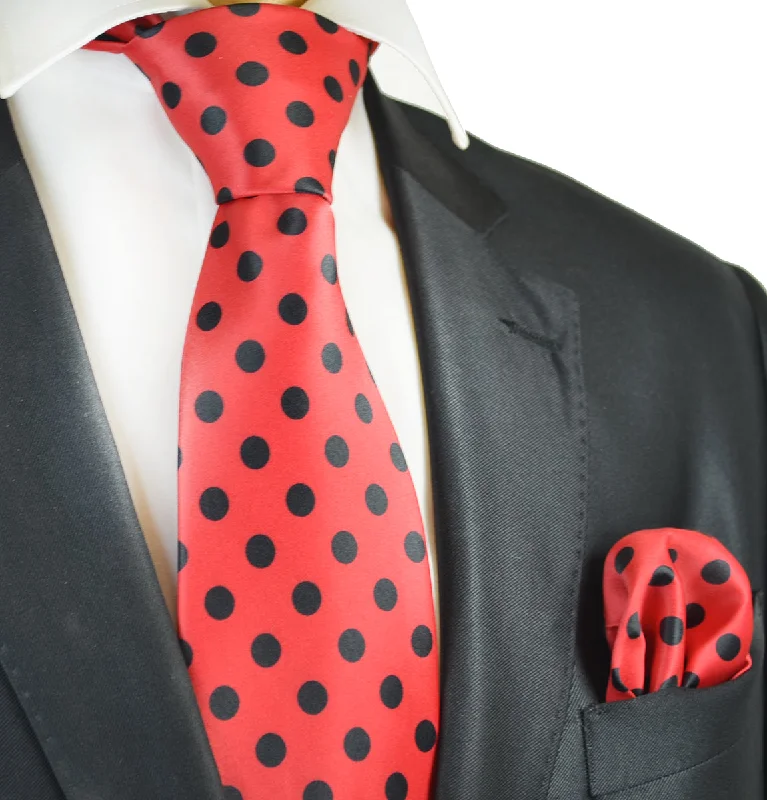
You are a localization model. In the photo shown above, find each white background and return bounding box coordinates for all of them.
[372,0,767,282]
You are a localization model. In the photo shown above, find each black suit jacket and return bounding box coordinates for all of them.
[0,72,764,800]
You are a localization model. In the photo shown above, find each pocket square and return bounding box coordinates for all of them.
[603,527,753,701]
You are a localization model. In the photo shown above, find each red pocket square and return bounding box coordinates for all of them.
[603,527,753,701]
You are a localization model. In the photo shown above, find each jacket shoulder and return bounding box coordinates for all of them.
[397,98,756,300]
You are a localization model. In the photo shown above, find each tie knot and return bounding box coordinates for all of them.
[116,4,373,203]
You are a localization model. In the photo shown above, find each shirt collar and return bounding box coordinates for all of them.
[0,0,468,149]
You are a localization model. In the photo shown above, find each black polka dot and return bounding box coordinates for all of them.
[385,773,408,800]
[195,390,223,422]
[205,586,234,619]
[329,149,336,170]
[321,254,337,284]
[210,221,230,248]
[229,3,261,16]
[251,633,281,667]
[668,548,678,562]
[235,340,265,372]
[209,685,239,720]
[379,675,403,709]
[611,667,629,693]
[161,82,181,108]
[287,483,315,516]
[256,733,286,767]
[244,138,276,167]
[196,301,222,331]
[178,540,188,571]
[201,106,227,135]
[374,578,397,611]
[278,208,308,235]
[686,602,706,629]
[716,632,741,661]
[411,625,433,657]
[282,387,310,419]
[631,687,646,697]
[136,20,164,37]
[286,101,315,127]
[626,611,641,639]
[297,680,328,714]
[649,565,675,587]
[702,559,731,585]
[321,343,343,373]
[682,671,700,688]
[279,30,308,53]
[293,581,322,615]
[295,176,324,195]
[365,484,388,515]
[338,628,365,662]
[236,60,269,86]
[660,675,679,689]
[346,310,354,335]
[659,615,684,646]
[179,637,193,666]
[405,531,426,562]
[614,546,634,574]
[246,534,275,568]
[303,782,332,800]
[217,187,233,204]
[222,786,243,800]
[390,443,407,471]
[325,435,349,467]
[241,436,270,469]
[200,487,229,521]
[324,76,343,102]
[355,393,373,423]
[95,32,121,43]
[185,32,217,57]
[332,531,357,564]
[178,446,183,468]
[344,727,370,761]
[315,13,339,33]
[415,720,437,752]
[237,251,263,281]
[349,59,361,85]
[279,293,308,324]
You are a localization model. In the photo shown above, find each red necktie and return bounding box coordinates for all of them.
[604,527,753,701]
[87,6,439,798]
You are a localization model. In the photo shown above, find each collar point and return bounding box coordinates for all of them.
[450,124,470,151]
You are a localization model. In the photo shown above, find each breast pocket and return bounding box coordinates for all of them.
[581,591,764,799]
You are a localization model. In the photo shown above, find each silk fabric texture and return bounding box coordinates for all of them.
[87,6,439,799]
[604,527,753,702]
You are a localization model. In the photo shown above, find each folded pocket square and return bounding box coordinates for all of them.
[603,527,753,701]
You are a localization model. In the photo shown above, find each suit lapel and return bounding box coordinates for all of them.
[0,101,222,800]
[364,75,589,799]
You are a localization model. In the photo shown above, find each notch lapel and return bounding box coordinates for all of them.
[0,101,222,800]
[364,75,590,798]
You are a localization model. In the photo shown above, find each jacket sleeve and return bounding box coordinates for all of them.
[729,261,767,729]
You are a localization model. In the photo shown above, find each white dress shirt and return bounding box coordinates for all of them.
[0,0,468,637]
